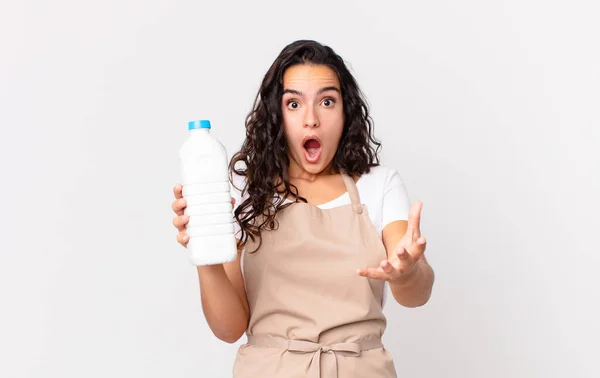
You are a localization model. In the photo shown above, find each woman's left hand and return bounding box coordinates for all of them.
[357,201,427,282]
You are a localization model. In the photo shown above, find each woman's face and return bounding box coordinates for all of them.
[281,64,344,178]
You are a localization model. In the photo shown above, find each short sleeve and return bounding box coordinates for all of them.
[381,168,411,229]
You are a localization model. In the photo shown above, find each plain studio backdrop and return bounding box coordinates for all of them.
[1,1,598,377]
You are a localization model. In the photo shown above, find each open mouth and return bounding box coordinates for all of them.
[302,136,322,163]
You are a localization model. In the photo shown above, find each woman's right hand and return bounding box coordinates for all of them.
[172,183,235,248]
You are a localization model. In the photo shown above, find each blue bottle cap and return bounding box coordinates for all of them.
[188,120,211,130]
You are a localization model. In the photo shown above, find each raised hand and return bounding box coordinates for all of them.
[357,201,427,282]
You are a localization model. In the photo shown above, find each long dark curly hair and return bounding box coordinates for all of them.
[229,39,382,251]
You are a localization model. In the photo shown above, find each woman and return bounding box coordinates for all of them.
[171,40,434,377]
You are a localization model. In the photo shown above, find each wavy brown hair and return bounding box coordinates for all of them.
[229,39,382,251]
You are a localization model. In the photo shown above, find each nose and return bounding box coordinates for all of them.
[303,105,320,129]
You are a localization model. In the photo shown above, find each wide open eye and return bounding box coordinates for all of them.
[322,98,336,107]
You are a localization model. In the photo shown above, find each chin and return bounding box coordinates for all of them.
[302,164,327,174]
[301,158,334,175]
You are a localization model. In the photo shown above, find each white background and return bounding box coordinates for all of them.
[1,1,598,377]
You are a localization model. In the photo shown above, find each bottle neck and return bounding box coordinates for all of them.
[189,128,210,135]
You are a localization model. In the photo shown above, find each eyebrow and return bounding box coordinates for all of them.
[282,86,341,96]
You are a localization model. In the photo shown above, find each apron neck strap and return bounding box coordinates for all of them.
[340,172,363,214]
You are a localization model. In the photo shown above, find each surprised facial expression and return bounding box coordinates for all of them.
[281,64,344,177]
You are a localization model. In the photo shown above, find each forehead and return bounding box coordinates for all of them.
[282,64,340,89]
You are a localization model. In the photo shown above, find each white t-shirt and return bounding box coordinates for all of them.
[229,164,411,307]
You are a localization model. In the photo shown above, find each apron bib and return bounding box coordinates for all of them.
[233,172,397,378]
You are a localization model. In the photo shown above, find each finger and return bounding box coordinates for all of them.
[396,246,413,261]
[380,260,395,275]
[393,246,416,274]
[172,198,187,216]
[231,198,236,209]
[356,267,389,281]
[173,215,189,231]
[409,236,427,260]
[406,201,423,240]
[173,184,183,200]
[177,231,190,247]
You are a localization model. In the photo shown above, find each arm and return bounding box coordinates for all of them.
[173,184,249,343]
[196,240,249,343]
[357,201,435,308]
[382,220,434,307]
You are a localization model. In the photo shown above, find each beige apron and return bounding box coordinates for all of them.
[233,172,397,378]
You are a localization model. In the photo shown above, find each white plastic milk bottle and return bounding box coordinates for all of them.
[179,119,237,266]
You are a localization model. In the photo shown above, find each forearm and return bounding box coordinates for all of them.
[389,260,434,307]
[196,265,248,343]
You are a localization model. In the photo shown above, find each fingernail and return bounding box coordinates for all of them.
[398,247,405,255]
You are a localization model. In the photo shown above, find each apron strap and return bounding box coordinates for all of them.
[340,172,363,214]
